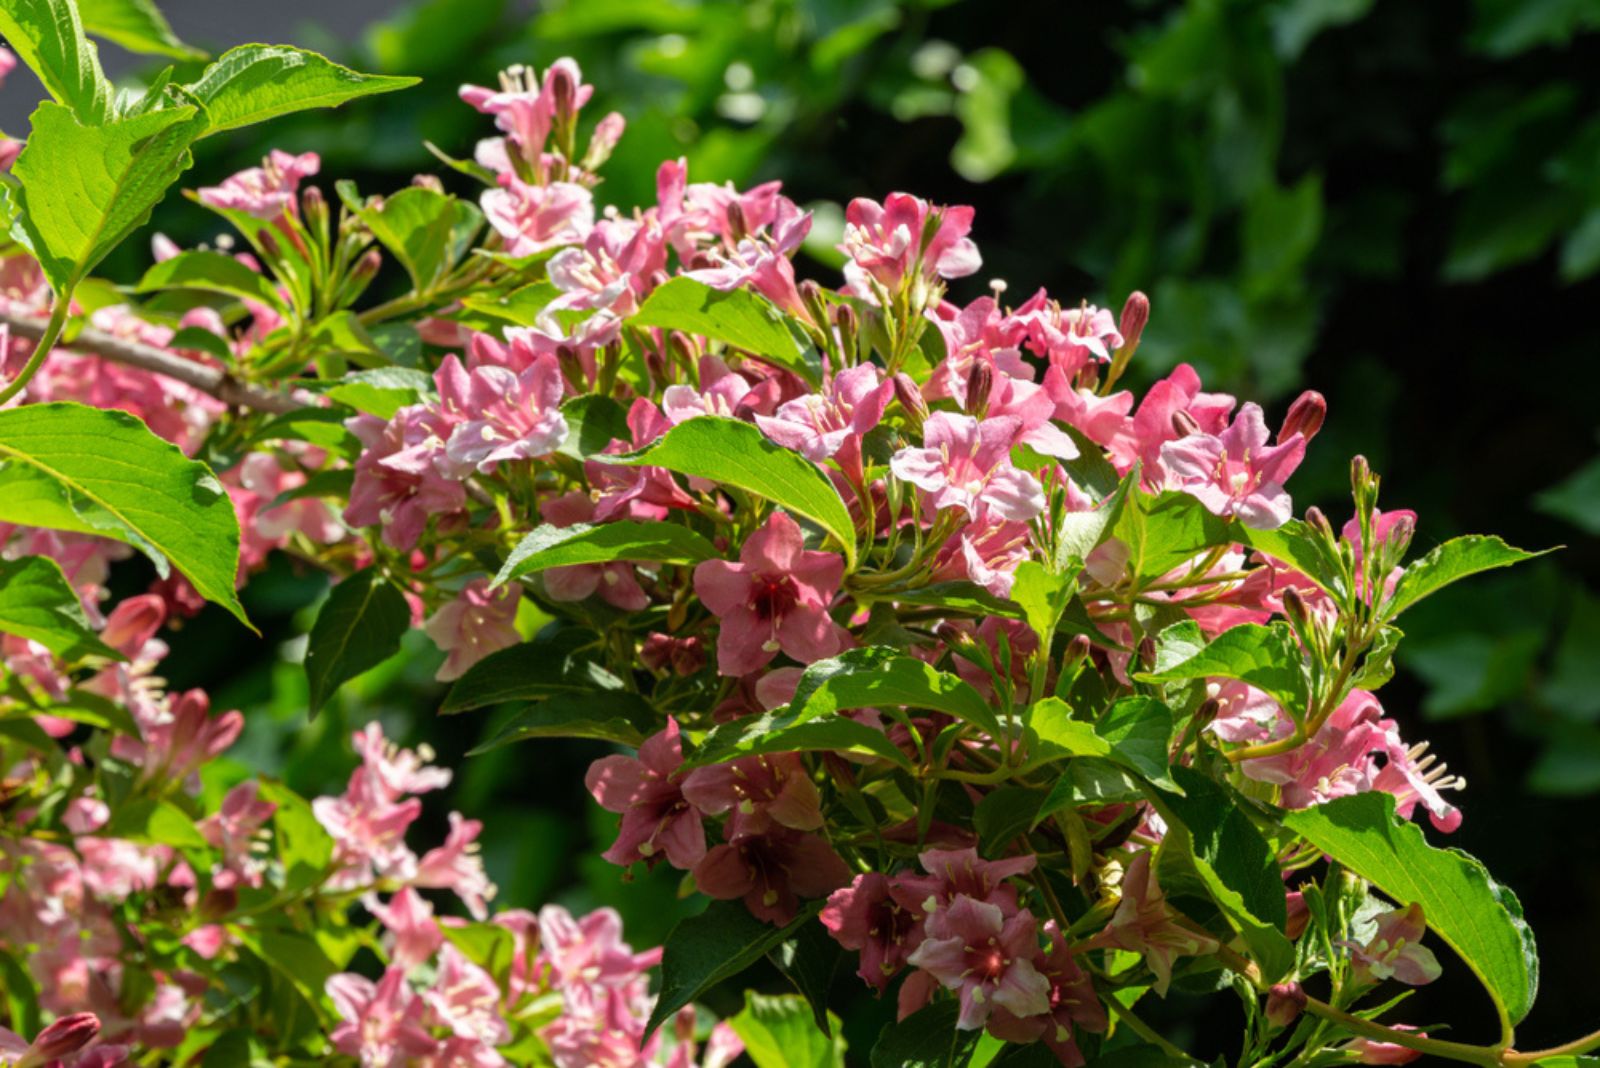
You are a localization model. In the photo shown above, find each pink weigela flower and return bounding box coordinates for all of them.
[891,412,1046,522]
[585,718,706,870]
[1160,402,1306,529]
[906,895,1051,1030]
[435,353,568,473]
[197,150,320,220]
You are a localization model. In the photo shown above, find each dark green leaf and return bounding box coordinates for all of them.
[303,568,410,714]
[492,521,718,588]
[769,920,844,1038]
[185,44,418,136]
[870,1000,981,1068]
[557,394,631,460]
[468,691,657,752]
[1097,696,1178,791]
[103,798,208,849]
[441,629,622,713]
[1231,518,1344,597]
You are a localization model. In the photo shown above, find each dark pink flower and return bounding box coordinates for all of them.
[326,967,438,1065]
[345,405,467,549]
[891,413,1045,522]
[681,753,823,838]
[820,873,927,992]
[692,827,851,925]
[585,719,705,869]
[906,896,1050,1030]
[693,510,848,676]
[587,399,699,522]
[1160,402,1306,529]
[985,922,1107,1065]
[896,847,1037,918]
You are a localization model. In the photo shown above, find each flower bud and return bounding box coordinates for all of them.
[725,200,748,244]
[555,344,587,393]
[351,248,382,285]
[549,63,578,124]
[893,372,929,436]
[1118,290,1149,351]
[1304,505,1335,541]
[19,1013,100,1067]
[257,228,283,261]
[301,184,328,234]
[1171,409,1201,438]
[1061,633,1093,671]
[1279,389,1326,443]
[1351,454,1372,498]
[1384,512,1416,562]
[1280,586,1311,632]
[798,279,829,330]
[965,360,994,417]
[1265,983,1306,1030]
[582,111,627,170]
[410,174,445,194]
[1192,697,1220,732]
[666,331,697,379]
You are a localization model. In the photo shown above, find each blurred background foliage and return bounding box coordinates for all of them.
[22,0,1600,1058]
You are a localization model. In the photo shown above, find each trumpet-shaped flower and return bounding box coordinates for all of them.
[1160,402,1305,529]
[435,353,568,473]
[585,719,706,870]
[906,896,1051,1030]
[891,413,1045,522]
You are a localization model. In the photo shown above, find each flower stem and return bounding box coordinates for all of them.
[0,293,71,406]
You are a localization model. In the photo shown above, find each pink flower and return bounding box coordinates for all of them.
[545,217,666,320]
[585,719,706,870]
[926,297,1033,403]
[345,405,467,550]
[414,812,497,920]
[1160,402,1306,529]
[930,504,1034,599]
[536,904,660,986]
[1015,290,1124,374]
[482,175,594,257]
[895,848,1037,917]
[435,353,568,472]
[756,364,892,472]
[116,689,243,789]
[423,579,522,682]
[820,873,927,992]
[1344,1028,1427,1065]
[661,357,754,424]
[421,944,510,1048]
[327,967,439,1066]
[1344,904,1442,988]
[1121,363,1235,476]
[370,887,444,970]
[891,413,1045,522]
[691,827,851,925]
[839,193,981,302]
[314,772,423,888]
[197,781,276,886]
[352,721,454,799]
[587,399,698,522]
[0,1011,101,1067]
[692,510,849,676]
[1090,851,1218,995]
[681,753,823,838]
[537,493,651,611]
[906,896,1050,1030]
[985,922,1107,1065]
[197,150,319,220]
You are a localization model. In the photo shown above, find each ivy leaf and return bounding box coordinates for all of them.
[10,102,207,294]
[184,44,418,136]
[441,629,622,713]
[78,0,206,60]
[468,691,658,752]
[303,568,410,715]
[1136,622,1310,720]
[0,402,248,627]
[137,249,286,309]
[730,991,847,1068]
[1283,792,1539,1028]
[1383,535,1553,621]
[870,1001,981,1068]
[492,521,718,589]
[596,416,856,568]
[630,276,815,384]
[0,0,113,123]
[0,555,120,660]
[646,900,818,1037]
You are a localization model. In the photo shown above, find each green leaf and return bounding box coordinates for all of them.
[78,0,205,60]
[1097,696,1178,791]
[248,408,361,455]
[492,521,718,589]
[975,783,1047,852]
[468,691,657,752]
[184,44,418,136]
[10,101,206,294]
[137,249,286,308]
[1136,622,1310,720]
[232,927,337,1017]
[693,714,914,769]
[459,282,558,328]
[323,367,433,418]
[630,276,814,383]
[0,555,119,660]
[1109,488,1235,585]
[557,394,631,460]
[731,991,847,1068]
[0,0,113,123]
[1053,468,1133,567]
[1350,625,1402,691]
[769,920,844,1038]
[870,1000,981,1068]
[258,781,333,891]
[1231,518,1344,597]
[356,187,482,292]
[1059,424,1122,500]
[441,629,622,713]
[1384,535,1553,620]
[1283,792,1539,1027]
[889,582,1021,618]
[40,689,141,735]
[597,416,856,568]
[103,798,208,849]
[0,402,248,626]
[1009,561,1077,649]
[1536,455,1600,536]
[302,568,410,715]
[646,899,818,1037]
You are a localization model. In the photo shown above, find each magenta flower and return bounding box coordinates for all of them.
[423,578,522,683]
[896,847,1037,917]
[985,921,1107,1063]
[691,827,851,925]
[326,967,439,1066]
[756,364,892,473]
[345,404,467,550]
[839,193,981,301]
[820,873,927,992]
[414,812,497,920]
[1123,362,1236,475]
[1090,850,1218,995]
[435,353,568,473]
[1344,903,1442,988]
[197,150,319,220]
[585,718,706,870]
[482,175,594,257]
[906,896,1050,1030]
[1160,402,1307,529]
[681,752,824,838]
[693,510,849,676]
[587,399,699,522]
[1344,1028,1426,1065]
[891,413,1046,523]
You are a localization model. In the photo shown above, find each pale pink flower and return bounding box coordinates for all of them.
[1344,904,1442,988]
[435,350,567,471]
[1120,362,1235,476]
[345,405,467,550]
[756,364,892,473]
[545,217,666,319]
[1090,851,1218,995]
[370,887,444,970]
[423,578,522,682]
[62,797,110,835]
[421,944,510,1048]
[116,689,243,789]
[198,150,320,220]
[1344,1028,1426,1065]
[536,904,660,987]
[414,812,497,920]
[352,721,453,799]
[683,236,809,317]
[1160,402,1306,529]
[926,296,1033,403]
[1015,290,1124,374]
[482,175,594,257]
[907,896,1050,1030]
[891,413,1045,522]
[327,967,439,1066]
[839,193,981,301]
[692,510,849,676]
[585,718,706,870]
[197,781,276,886]
[929,504,1033,598]
[661,356,755,424]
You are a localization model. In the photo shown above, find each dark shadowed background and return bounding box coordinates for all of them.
[6,0,1598,1061]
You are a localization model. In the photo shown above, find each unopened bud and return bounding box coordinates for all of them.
[1351,455,1372,498]
[1265,983,1307,1030]
[20,1013,100,1066]
[549,63,577,122]
[965,360,994,416]
[1281,586,1311,631]
[1118,291,1149,351]
[1305,506,1334,540]
[555,344,586,392]
[1280,390,1326,443]
[1061,633,1093,671]
[1138,636,1157,669]
[893,372,929,435]
[1385,513,1415,561]
[582,111,627,170]
[301,184,328,232]
[1192,697,1221,731]
[1171,409,1201,437]
[798,278,829,329]
[725,201,748,244]
[257,228,283,261]
[666,331,697,377]
[410,173,445,193]
[350,248,383,286]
